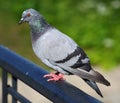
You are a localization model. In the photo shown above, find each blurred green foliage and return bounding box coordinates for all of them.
[0,0,120,70]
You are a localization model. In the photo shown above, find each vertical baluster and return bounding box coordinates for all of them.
[12,76,17,103]
[2,69,8,103]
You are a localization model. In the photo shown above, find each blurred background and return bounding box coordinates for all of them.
[0,0,120,103]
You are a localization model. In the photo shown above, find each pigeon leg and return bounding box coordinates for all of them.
[43,72,64,81]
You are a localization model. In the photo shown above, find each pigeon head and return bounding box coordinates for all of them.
[19,8,51,41]
[19,8,43,24]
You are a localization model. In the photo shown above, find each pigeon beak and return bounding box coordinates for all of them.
[19,18,24,24]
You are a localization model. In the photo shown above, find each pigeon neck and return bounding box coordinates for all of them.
[29,19,50,42]
[29,19,48,33]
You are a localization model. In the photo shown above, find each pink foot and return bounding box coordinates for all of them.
[43,73,64,82]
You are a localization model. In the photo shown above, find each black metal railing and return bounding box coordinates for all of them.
[0,45,102,103]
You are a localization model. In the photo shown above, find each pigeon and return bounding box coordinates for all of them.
[19,8,110,97]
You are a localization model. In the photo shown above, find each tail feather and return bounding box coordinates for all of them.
[72,64,110,97]
[74,66,111,86]
[82,78,103,97]
[85,65,111,86]
[91,70,111,86]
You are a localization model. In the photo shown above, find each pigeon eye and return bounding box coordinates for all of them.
[27,13,31,17]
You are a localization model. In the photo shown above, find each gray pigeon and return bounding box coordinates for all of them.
[19,8,110,97]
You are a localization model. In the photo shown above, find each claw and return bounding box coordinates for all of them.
[43,73,64,81]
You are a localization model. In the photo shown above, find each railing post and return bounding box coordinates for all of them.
[2,69,8,103]
[12,76,17,103]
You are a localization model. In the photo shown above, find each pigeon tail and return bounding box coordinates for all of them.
[75,65,110,86]
[91,70,111,86]
[82,78,103,97]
